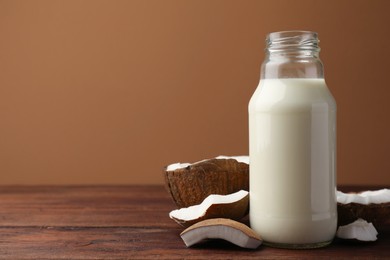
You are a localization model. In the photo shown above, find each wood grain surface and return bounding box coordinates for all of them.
[0,185,388,259]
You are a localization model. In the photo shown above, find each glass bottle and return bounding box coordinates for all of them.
[248,31,337,249]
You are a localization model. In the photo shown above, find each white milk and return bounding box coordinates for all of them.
[248,78,337,246]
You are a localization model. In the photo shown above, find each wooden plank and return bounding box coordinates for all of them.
[0,227,390,259]
[0,186,176,227]
[0,225,389,259]
[0,185,388,259]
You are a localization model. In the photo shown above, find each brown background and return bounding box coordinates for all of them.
[0,0,389,185]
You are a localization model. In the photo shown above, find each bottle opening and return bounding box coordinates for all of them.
[266,31,320,52]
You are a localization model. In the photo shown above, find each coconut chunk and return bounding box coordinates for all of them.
[163,156,249,208]
[169,190,249,227]
[180,218,262,249]
[337,189,390,204]
[336,219,378,242]
[337,189,390,228]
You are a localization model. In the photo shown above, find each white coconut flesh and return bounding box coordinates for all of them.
[337,189,390,204]
[169,190,248,221]
[166,162,191,171]
[215,155,249,164]
[166,155,249,171]
[180,218,262,249]
[337,218,378,241]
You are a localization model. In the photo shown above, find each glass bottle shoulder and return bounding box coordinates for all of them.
[248,78,336,113]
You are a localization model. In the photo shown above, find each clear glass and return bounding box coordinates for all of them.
[262,31,323,79]
[248,31,337,249]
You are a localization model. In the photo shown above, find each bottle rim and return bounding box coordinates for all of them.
[266,30,320,52]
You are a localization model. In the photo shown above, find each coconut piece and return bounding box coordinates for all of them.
[180,218,262,249]
[163,156,249,208]
[336,218,378,242]
[169,190,249,227]
[337,189,390,228]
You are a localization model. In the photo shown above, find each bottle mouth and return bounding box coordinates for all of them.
[266,30,320,52]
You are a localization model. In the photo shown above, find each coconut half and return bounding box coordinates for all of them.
[336,218,378,242]
[180,218,262,249]
[169,190,249,227]
[337,189,390,229]
[163,156,249,208]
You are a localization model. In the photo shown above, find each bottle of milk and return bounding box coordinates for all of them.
[248,31,337,248]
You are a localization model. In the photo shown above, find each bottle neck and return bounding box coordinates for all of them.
[261,31,324,79]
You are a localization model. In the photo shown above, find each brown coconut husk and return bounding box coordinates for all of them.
[338,202,390,230]
[163,158,249,208]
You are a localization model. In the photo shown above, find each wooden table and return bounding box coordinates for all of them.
[0,185,388,259]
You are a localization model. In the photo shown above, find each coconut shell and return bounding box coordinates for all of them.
[338,202,390,230]
[163,158,249,208]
